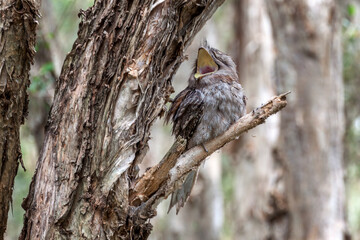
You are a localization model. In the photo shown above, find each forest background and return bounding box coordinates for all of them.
[3,0,360,239]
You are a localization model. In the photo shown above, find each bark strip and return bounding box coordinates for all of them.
[0,0,40,238]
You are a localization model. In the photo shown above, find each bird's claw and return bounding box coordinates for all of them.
[201,143,208,153]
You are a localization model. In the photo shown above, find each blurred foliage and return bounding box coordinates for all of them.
[50,0,94,52]
[343,2,360,237]
[29,62,54,93]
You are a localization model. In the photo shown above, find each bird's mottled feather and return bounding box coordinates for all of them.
[166,44,246,213]
[166,88,204,141]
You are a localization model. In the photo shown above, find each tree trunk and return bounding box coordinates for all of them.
[266,0,346,239]
[20,1,225,239]
[227,0,288,239]
[0,0,39,238]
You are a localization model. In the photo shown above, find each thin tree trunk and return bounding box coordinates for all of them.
[266,0,346,239]
[227,0,288,239]
[20,1,225,239]
[0,0,39,238]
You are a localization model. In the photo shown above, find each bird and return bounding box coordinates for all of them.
[165,42,247,213]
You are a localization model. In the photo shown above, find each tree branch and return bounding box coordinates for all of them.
[130,91,290,210]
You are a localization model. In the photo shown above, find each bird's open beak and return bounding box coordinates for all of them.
[194,48,218,79]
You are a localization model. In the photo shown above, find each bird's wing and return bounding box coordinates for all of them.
[166,88,204,141]
[165,88,204,214]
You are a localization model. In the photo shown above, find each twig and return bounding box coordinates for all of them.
[130,92,290,210]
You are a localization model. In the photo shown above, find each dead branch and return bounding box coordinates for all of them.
[130,92,290,209]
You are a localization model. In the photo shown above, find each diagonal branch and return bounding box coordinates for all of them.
[130,91,290,209]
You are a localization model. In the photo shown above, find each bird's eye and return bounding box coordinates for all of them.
[213,50,229,67]
[212,50,220,59]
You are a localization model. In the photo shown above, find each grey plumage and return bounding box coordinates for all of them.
[166,42,246,213]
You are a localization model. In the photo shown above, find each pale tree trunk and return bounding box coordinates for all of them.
[0,0,39,238]
[266,0,346,239]
[227,0,288,239]
[20,1,225,239]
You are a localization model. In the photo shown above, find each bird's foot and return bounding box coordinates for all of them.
[201,143,208,153]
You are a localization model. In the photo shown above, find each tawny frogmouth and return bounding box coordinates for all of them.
[166,42,246,213]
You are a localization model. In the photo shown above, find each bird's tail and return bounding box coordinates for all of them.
[168,168,199,214]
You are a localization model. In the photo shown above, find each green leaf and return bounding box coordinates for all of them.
[40,62,54,74]
[348,4,356,17]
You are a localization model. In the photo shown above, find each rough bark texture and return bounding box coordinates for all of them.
[20,1,225,239]
[266,0,346,239]
[0,0,39,238]
[227,0,288,239]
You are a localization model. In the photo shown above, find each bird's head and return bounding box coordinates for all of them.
[194,42,237,80]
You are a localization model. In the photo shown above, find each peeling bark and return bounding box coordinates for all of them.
[20,1,225,239]
[0,0,40,238]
